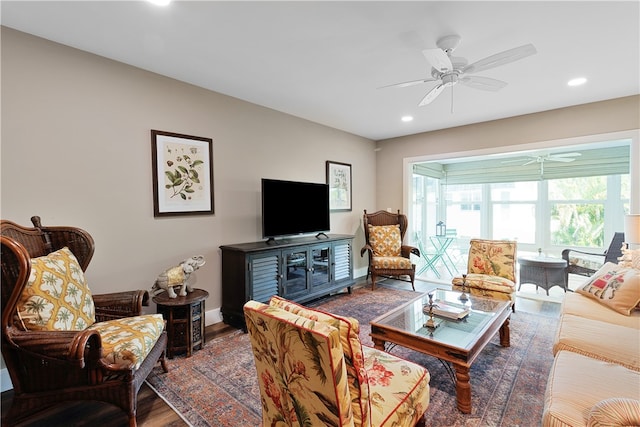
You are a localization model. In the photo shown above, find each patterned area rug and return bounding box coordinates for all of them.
[146,286,559,426]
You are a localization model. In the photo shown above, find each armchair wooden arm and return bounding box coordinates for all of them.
[401,244,420,258]
[562,232,625,278]
[360,244,373,258]
[7,328,102,367]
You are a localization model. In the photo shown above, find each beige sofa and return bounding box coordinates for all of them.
[542,263,640,426]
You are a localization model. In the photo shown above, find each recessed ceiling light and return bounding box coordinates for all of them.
[147,0,171,6]
[401,116,414,122]
[568,77,587,87]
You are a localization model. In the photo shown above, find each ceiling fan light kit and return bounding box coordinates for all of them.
[383,34,537,109]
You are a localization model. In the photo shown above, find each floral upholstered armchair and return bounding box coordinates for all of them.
[243,296,430,427]
[452,238,517,311]
[0,216,168,427]
[361,210,420,291]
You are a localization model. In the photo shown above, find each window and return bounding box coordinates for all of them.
[490,182,537,243]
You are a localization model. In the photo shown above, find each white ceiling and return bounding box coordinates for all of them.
[2,1,639,141]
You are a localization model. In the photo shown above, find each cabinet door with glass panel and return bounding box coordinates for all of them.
[281,248,310,299]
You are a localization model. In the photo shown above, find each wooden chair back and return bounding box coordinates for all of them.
[363,209,408,244]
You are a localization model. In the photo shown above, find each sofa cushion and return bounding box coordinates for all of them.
[587,397,640,427]
[560,292,640,329]
[452,273,516,294]
[368,225,402,257]
[87,314,165,370]
[269,295,371,427]
[576,262,640,315]
[553,313,640,371]
[16,247,95,331]
[243,300,354,427]
[363,346,430,427]
[371,256,413,270]
[542,350,640,427]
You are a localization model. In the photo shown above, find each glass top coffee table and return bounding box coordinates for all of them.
[369,288,512,413]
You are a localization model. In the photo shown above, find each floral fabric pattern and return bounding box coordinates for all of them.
[368,225,402,257]
[269,296,371,427]
[88,314,165,370]
[371,256,413,270]
[452,273,515,293]
[467,239,516,281]
[243,301,353,427]
[363,347,430,427]
[17,247,95,331]
[244,298,431,427]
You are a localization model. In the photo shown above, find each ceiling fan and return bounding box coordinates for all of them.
[501,152,582,177]
[381,35,537,108]
[501,152,582,166]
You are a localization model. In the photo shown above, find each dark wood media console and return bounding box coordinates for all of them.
[220,234,355,329]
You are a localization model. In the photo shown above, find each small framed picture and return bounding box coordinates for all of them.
[326,161,352,212]
[151,130,214,217]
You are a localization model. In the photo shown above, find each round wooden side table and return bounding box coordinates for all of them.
[152,288,209,358]
[518,256,568,295]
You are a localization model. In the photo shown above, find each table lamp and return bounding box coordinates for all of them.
[624,214,640,249]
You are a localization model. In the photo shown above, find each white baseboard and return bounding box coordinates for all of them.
[205,307,223,326]
[1,367,12,392]
[354,267,368,280]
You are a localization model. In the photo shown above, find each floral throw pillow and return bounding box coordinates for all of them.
[576,262,640,315]
[16,247,96,331]
[368,225,402,257]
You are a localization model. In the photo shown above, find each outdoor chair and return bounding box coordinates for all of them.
[562,232,625,283]
[243,296,430,427]
[361,209,419,290]
[451,238,517,311]
[0,216,169,427]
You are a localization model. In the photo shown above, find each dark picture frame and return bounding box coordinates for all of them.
[326,161,352,212]
[151,130,214,217]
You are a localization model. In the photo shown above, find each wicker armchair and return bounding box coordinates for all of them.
[1,216,168,427]
[361,210,419,290]
[562,232,625,282]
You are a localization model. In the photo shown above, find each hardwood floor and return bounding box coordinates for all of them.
[0,322,237,427]
[1,278,559,426]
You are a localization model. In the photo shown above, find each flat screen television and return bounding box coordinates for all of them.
[261,178,330,240]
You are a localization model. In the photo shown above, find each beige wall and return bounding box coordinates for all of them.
[375,96,640,213]
[0,27,376,321]
[1,27,639,383]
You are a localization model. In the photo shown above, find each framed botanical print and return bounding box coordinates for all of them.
[326,161,352,212]
[151,130,214,217]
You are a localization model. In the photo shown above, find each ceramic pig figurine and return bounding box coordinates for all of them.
[152,255,206,298]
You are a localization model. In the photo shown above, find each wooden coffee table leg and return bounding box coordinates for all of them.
[499,316,511,347]
[372,337,386,351]
[453,364,472,414]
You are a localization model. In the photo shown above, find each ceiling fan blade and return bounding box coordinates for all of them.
[547,157,576,163]
[378,77,438,89]
[422,48,452,72]
[459,76,508,91]
[463,43,537,74]
[550,152,582,158]
[418,84,444,106]
[500,158,528,164]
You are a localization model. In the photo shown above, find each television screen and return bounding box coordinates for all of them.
[262,178,330,239]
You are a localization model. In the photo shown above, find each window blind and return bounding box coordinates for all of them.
[413,145,629,184]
